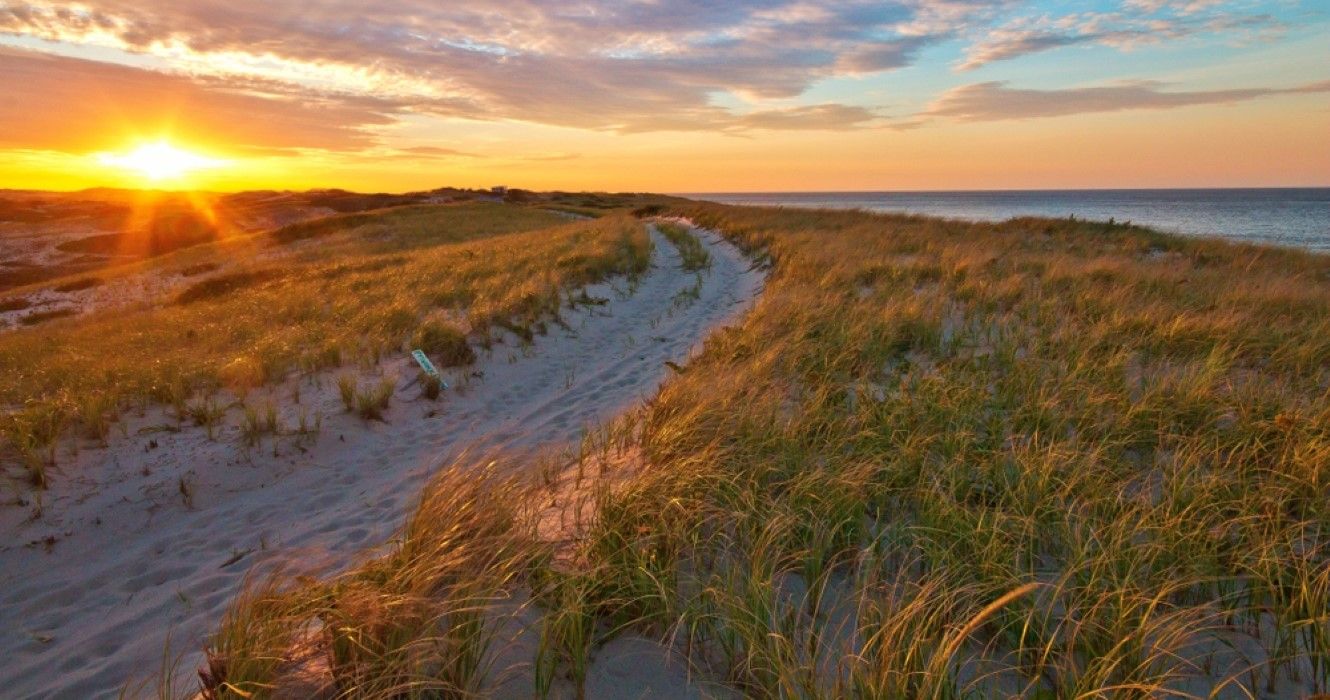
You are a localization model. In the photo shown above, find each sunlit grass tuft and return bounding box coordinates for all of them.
[655,221,711,271]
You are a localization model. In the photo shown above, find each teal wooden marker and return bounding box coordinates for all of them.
[411,349,447,389]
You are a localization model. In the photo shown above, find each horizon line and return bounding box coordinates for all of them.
[4,184,1329,197]
[676,185,1330,196]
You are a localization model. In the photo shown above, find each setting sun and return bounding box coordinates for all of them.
[97,141,224,182]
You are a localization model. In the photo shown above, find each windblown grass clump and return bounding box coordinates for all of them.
[198,462,536,698]
[655,221,711,271]
[0,203,650,486]
[354,379,395,421]
[412,320,474,367]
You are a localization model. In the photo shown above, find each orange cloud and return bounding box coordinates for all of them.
[924,79,1330,122]
[0,47,396,154]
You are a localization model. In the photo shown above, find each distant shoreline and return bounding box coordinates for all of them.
[679,185,1330,196]
[683,188,1330,250]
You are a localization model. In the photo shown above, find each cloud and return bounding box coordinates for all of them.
[957,30,1094,71]
[732,104,883,131]
[521,153,580,162]
[837,35,935,73]
[399,146,478,159]
[0,47,398,152]
[955,4,1284,71]
[0,0,947,137]
[924,79,1330,122]
[1124,0,1227,15]
[0,0,1308,149]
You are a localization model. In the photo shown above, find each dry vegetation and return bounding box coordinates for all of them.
[0,202,651,488]
[656,220,712,272]
[192,201,1330,699]
[592,204,1330,697]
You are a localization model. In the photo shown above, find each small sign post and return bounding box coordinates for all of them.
[411,349,448,389]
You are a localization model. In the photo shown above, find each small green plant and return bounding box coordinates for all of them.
[355,378,395,421]
[263,402,279,434]
[337,375,357,412]
[535,573,599,700]
[494,318,535,344]
[656,221,710,271]
[186,396,227,440]
[295,409,322,441]
[240,400,282,446]
[12,437,50,489]
[77,391,118,443]
[156,377,193,423]
[3,403,68,488]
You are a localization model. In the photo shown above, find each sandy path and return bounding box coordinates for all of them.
[0,224,763,698]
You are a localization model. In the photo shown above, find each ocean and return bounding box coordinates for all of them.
[685,188,1330,251]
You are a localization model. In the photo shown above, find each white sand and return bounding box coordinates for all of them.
[0,223,763,698]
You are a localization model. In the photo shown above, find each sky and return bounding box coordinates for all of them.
[0,0,1326,193]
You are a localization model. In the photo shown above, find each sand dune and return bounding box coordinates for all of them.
[0,223,762,698]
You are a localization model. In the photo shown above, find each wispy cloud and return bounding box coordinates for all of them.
[399,146,479,159]
[924,79,1330,122]
[955,4,1284,71]
[731,104,884,131]
[0,47,396,152]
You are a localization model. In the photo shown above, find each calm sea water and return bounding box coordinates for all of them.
[685,189,1330,251]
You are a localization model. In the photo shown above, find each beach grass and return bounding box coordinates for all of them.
[197,461,538,699]
[196,200,1329,696]
[0,202,651,487]
[655,221,711,271]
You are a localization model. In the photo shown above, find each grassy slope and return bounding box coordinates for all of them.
[587,203,1330,696]
[0,203,651,486]
[205,203,1328,698]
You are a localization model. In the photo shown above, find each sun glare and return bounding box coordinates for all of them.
[98,141,224,182]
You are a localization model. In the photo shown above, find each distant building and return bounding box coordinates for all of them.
[491,186,507,195]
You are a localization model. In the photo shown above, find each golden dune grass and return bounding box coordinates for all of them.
[0,203,651,487]
[200,203,1330,698]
